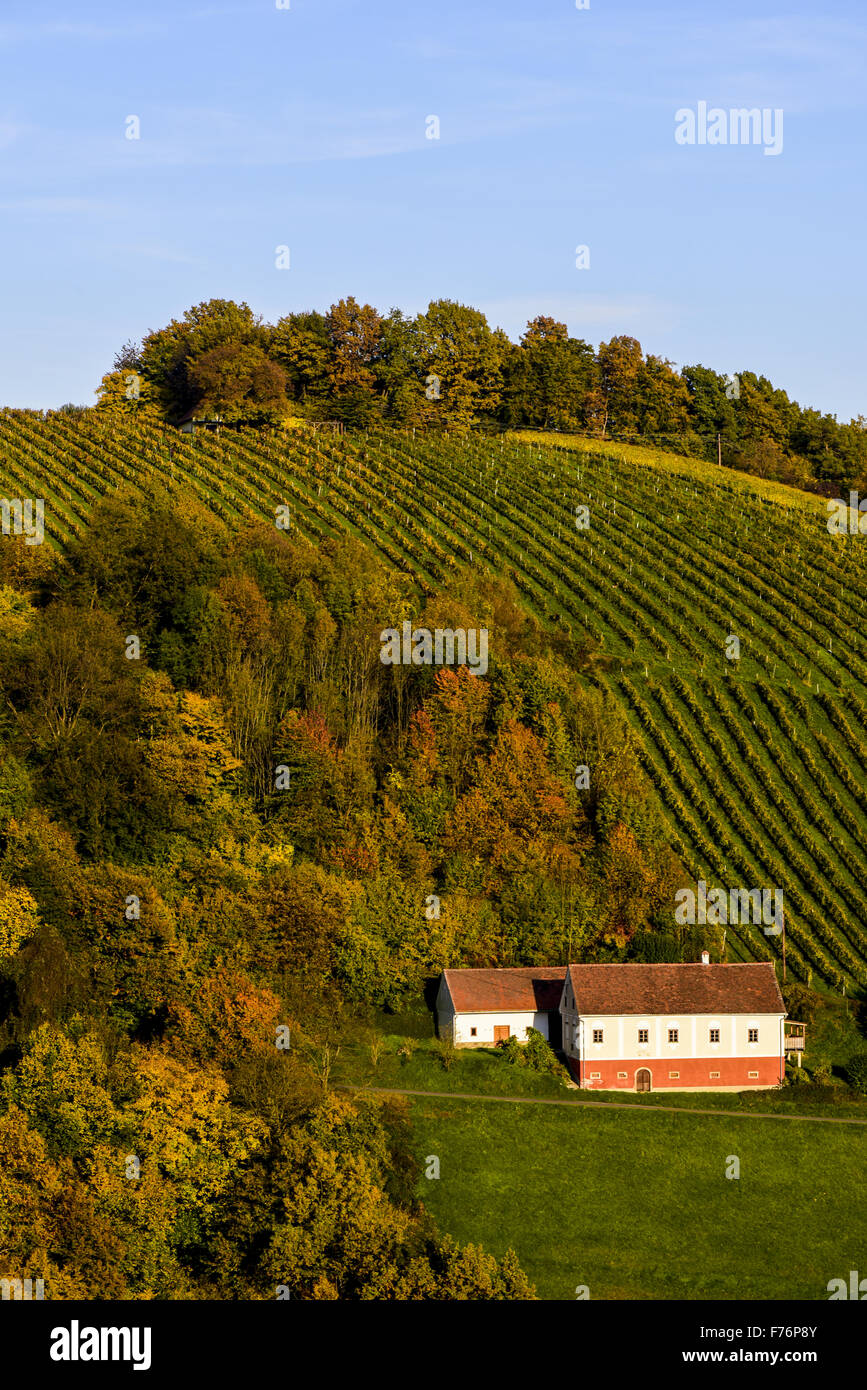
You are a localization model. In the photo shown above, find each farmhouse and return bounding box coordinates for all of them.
[176,408,224,435]
[437,955,788,1092]
[436,967,566,1049]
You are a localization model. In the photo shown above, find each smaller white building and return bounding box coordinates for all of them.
[436,967,566,1047]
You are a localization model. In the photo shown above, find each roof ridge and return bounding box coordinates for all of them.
[567,961,772,968]
[441,966,567,984]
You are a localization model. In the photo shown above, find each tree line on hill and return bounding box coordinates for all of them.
[93,296,867,494]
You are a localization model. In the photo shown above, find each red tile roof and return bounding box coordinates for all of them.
[442,967,567,1014]
[566,962,784,1015]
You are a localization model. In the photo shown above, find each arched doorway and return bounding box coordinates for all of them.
[636,1068,652,1093]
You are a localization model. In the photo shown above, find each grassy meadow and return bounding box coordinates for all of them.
[408,1095,867,1300]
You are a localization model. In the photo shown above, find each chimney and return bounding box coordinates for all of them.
[701,950,710,965]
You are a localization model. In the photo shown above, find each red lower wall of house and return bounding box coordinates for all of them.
[568,1056,782,1090]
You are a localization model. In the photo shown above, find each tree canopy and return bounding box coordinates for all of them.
[97,295,866,494]
[0,492,688,1297]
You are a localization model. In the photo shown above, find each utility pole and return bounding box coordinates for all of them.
[782,910,787,983]
[717,433,722,467]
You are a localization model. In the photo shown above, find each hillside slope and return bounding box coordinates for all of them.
[2,412,866,991]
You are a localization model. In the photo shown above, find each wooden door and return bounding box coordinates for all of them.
[493,1025,511,1043]
[636,1068,651,1093]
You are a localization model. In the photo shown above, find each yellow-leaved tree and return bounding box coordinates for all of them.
[0,877,40,960]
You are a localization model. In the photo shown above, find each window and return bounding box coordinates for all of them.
[590,1071,601,1079]
[668,1028,679,1043]
[638,1028,649,1044]
[617,1071,627,1079]
[709,1028,720,1043]
[669,1071,680,1079]
[748,1070,759,1078]
[709,1070,720,1079]
[593,1028,604,1043]
[748,1028,759,1043]
[470,1028,477,1037]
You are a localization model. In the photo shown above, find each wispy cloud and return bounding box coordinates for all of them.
[8,85,585,180]
[0,19,164,43]
[392,37,473,61]
[0,120,26,149]
[119,243,203,265]
[0,196,114,214]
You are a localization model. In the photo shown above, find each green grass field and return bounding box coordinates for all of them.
[340,1063,867,1121]
[408,1096,867,1300]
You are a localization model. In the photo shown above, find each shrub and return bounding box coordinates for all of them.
[497,1027,563,1076]
[845,1053,867,1095]
[497,1034,524,1066]
[631,931,680,963]
[523,1027,559,1073]
[434,1036,456,1071]
[782,982,820,1027]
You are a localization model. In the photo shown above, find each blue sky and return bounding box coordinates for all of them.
[1,0,864,419]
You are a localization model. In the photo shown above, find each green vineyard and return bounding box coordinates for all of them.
[2,410,867,992]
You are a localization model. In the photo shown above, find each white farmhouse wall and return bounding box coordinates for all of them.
[452,1011,550,1046]
[562,1012,784,1061]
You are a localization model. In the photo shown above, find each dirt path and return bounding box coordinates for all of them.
[338,1083,867,1125]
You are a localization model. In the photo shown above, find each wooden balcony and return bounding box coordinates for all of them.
[785,1021,806,1052]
